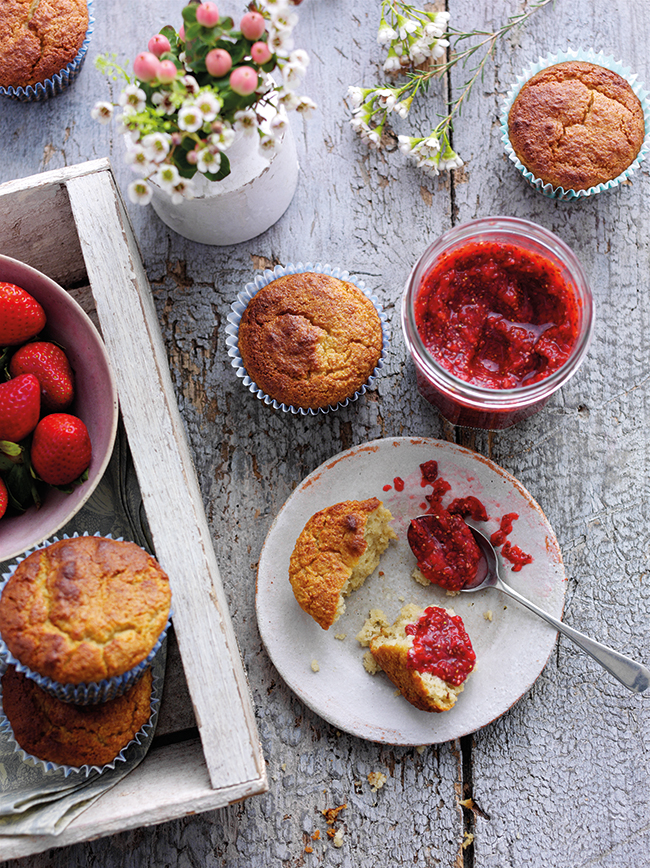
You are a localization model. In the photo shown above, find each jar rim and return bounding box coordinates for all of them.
[401,216,595,411]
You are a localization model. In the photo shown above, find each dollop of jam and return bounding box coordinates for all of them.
[408,511,480,592]
[415,240,580,389]
[406,606,476,686]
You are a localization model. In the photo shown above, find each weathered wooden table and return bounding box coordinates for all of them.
[1,0,649,865]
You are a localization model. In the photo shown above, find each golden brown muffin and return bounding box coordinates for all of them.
[2,665,152,768]
[357,604,475,713]
[238,272,384,410]
[0,537,171,685]
[508,60,645,190]
[289,498,396,630]
[0,0,89,89]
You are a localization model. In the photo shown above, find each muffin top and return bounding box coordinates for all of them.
[0,0,89,89]
[289,498,396,630]
[238,272,383,410]
[508,60,645,190]
[0,537,171,685]
[1,665,153,768]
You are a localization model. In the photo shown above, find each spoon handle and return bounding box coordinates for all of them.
[496,578,650,693]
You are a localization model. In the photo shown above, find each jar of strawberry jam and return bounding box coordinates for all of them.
[401,217,594,429]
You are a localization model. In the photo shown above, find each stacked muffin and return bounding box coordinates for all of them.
[0,535,171,772]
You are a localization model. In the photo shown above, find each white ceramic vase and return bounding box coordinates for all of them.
[150,105,299,246]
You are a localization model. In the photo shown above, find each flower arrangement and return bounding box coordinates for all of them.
[92,0,315,205]
[348,0,552,176]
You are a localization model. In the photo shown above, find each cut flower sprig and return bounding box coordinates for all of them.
[349,0,553,176]
[92,1,315,205]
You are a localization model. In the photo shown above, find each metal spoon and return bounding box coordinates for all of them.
[463,524,650,694]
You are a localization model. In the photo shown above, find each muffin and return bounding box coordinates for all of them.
[237,270,385,411]
[506,57,646,193]
[0,0,92,100]
[357,604,476,712]
[0,535,171,703]
[1,664,153,770]
[289,498,397,630]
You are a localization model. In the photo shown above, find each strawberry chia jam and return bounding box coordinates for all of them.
[414,240,580,389]
[405,606,476,686]
[401,218,594,429]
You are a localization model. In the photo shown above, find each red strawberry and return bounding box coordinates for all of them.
[0,374,41,442]
[0,477,7,519]
[30,413,92,486]
[0,284,46,346]
[9,342,75,412]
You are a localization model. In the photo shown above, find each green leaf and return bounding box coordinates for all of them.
[182,5,198,24]
[172,149,199,179]
[204,152,231,182]
[5,464,36,512]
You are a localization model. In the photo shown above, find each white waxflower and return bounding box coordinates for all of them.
[270,111,289,135]
[270,9,298,31]
[398,18,418,39]
[234,108,258,136]
[430,39,449,60]
[289,49,309,70]
[409,39,431,65]
[398,135,416,155]
[124,145,153,175]
[267,26,294,54]
[127,179,153,205]
[261,0,290,10]
[347,87,365,109]
[195,90,222,122]
[209,125,236,151]
[294,95,316,118]
[383,54,401,73]
[178,103,204,132]
[142,132,171,163]
[282,61,305,90]
[259,133,279,156]
[278,88,300,111]
[154,164,181,192]
[181,75,200,95]
[196,148,222,174]
[376,88,397,111]
[438,153,464,171]
[377,24,398,45]
[91,101,114,124]
[393,100,411,119]
[152,90,176,115]
[116,107,138,138]
[170,179,195,205]
[119,84,146,112]
[255,73,275,96]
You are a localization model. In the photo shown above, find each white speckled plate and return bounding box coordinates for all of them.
[256,437,566,744]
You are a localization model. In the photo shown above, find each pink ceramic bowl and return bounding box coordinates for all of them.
[0,255,118,562]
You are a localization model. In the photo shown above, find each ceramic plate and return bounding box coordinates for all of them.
[256,437,566,745]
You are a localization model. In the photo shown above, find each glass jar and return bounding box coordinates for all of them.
[401,216,594,430]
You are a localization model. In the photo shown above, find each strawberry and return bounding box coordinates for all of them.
[30,413,92,486]
[0,284,46,346]
[0,477,7,519]
[0,374,41,442]
[9,342,75,412]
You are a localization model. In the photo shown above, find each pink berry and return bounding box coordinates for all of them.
[158,60,178,83]
[148,34,171,57]
[178,24,186,41]
[206,48,232,77]
[229,65,259,96]
[240,11,265,41]
[133,51,162,82]
[196,2,220,27]
[250,41,272,65]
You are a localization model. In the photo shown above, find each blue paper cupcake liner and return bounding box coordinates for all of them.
[0,0,95,102]
[225,262,391,416]
[501,47,650,200]
[0,651,162,778]
[0,532,172,705]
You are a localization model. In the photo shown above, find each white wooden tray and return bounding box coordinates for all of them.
[0,160,267,859]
